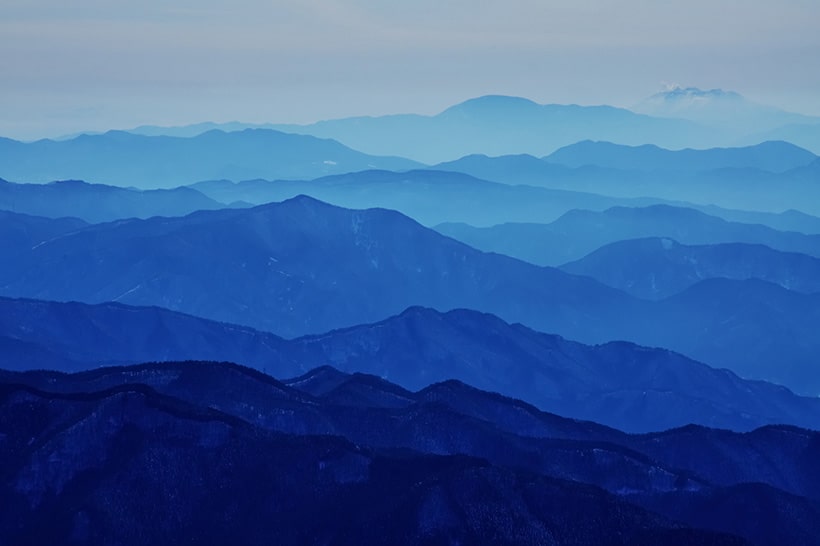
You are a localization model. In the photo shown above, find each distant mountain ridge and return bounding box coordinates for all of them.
[0,129,421,188]
[560,237,820,299]
[268,95,715,162]
[544,140,817,173]
[46,90,820,161]
[189,169,675,226]
[0,178,228,223]
[434,143,820,215]
[436,204,820,266]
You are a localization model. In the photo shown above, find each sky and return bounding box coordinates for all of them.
[2,0,819,140]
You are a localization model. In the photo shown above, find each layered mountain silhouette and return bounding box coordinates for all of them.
[0,199,635,342]
[561,237,820,299]
[0,130,421,188]
[4,87,819,545]
[3,360,820,545]
[2,297,819,433]
[435,144,820,215]
[433,153,820,232]
[0,178,228,223]
[269,95,714,163]
[436,205,820,266]
[694,206,820,235]
[59,91,820,159]
[190,169,669,226]
[3,198,820,394]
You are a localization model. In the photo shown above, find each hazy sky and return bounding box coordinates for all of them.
[2,0,819,139]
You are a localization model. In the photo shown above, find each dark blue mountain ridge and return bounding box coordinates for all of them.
[0,129,422,189]
[0,369,762,546]
[544,140,816,172]
[3,359,820,544]
[0,177,228,223]
[436,204,820,266]
[1,296,818,433]
[289,305,820,429]
[3,199,820,394]
[560,237,820,299]
[0,196,637,341]
[8,359,820,503]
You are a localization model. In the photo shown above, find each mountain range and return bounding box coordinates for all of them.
[0,129,421,188]
[47,90,820,164]
[3,198,820,395]
[190,169,671,226]
[436,205,820,266]
[3,296,818,433]
[0,178,228,223]
[267,95,714,163]
[560,237,820,299]
[544,140,816,173]
[2,359,819,545]
[0,198,636,344]
[3,86,820,544]
[434,143,820,215]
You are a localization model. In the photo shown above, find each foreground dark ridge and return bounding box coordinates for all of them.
[2,296,819,433]
[4,360,820,545]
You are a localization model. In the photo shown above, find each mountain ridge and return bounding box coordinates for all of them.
[2,295,819,433]
[0,129,422,188]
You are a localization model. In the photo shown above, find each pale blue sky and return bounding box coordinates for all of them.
[2,0,819,139]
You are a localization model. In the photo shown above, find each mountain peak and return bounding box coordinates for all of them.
[439,95,540,118]
[651,86,744,102]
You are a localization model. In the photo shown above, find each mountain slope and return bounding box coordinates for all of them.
[0,129,422,188]
[560,237,820,299]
